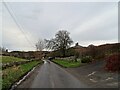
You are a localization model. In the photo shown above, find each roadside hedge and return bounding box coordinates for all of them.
[105,53,120,72]
[2,61,42,90]
[81,56,92,63]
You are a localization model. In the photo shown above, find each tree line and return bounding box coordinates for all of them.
[35,30,120,60]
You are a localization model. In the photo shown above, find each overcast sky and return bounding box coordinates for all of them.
[1,1,118,51]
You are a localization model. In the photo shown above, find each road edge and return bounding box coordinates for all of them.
[10,63,42,90]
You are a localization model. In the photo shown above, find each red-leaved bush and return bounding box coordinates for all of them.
[105,53,120,72]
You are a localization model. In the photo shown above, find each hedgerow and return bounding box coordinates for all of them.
[105,53,120,72]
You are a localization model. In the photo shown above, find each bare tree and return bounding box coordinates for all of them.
[46,30,73,57]
[0,47,7,52]
[0,47,8,55]
[35,39,45,51]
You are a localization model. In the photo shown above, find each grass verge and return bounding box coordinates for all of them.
[2,60,42,90]
[53,59,81,68]
[0,56,28,64]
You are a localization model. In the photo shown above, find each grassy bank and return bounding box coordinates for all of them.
[0,56,27,64]
[2,60,42,90]
[53,59,81,68]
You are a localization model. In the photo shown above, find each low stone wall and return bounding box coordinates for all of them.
[55,56,75,61]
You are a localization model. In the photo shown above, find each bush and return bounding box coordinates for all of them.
[81,56,92,63]
[105,53,120,72]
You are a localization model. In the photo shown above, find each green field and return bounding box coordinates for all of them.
[0,56,28,64]
[53,59,81,68]
[2,60,42,90]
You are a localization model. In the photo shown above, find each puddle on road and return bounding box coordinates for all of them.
[87,71,96,77]
[90,78,98,83]
[43,60,47,64]
[105,77,113,81]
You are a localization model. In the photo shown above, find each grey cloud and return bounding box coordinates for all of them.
[2,2,118,51]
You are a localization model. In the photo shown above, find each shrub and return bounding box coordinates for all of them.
[105,53,120,72]
[81,56,92,63]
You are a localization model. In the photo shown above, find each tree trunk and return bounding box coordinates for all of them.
[61,48,65,57]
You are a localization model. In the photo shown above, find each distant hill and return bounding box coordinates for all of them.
[48,43,120,58]
[6,51,50,60]
[4,43,119,59]
[72,43,120,59]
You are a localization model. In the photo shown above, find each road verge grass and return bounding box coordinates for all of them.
[53,59,81,68]
[0,56,28,64]
[2,60,42,90]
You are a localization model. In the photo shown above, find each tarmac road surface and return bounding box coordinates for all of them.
[17,60,88,88]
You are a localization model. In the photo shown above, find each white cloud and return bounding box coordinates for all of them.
[78,39,118,47]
